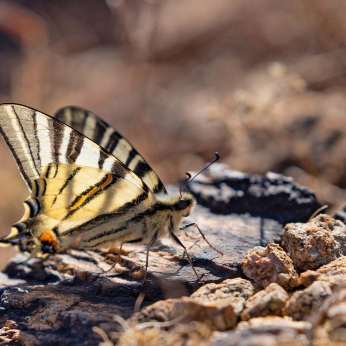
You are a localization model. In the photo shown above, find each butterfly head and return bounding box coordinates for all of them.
[176,192,196,217]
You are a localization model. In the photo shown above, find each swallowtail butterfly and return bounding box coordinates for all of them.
[0,104,221,286]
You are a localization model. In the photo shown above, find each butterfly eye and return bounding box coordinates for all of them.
[178,198,187,210]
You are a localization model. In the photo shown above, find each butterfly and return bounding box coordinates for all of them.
[0,103,221,287]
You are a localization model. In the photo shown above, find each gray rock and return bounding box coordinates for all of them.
[188,163,321,224]
[211,317,311,346]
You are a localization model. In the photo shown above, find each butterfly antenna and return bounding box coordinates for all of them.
[180,173,192,198]
[184,152,220,191]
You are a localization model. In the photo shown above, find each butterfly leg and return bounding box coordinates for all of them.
[140,233,158,290]
[179,223,223,255]
[169,231,203,284]
[103,262,117,274]
[103,238,145,273]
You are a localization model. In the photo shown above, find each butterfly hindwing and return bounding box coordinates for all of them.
[55,106,167,194]
[12,163,156,254]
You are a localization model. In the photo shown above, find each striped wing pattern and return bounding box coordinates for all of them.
[55,106,166,194]
[0,104,147,191]
[0,104,157,255]
[11,163,156,254]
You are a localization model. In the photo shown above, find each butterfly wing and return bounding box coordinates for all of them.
[7,163,156,255]
[55,106,167,194]
[0,104,147,192]
[0,103,156,254]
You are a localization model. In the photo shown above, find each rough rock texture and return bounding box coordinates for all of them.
[117,321,213,346]
[212,317,311,346]
[299,270,321,287]
[316,256,346,277]
[188,163,321,224]
[240,283,288,321]
[312,286,346,345]
[283,281,333,321]
[128,299,178,326]
[241,243,299,290]
[0,167,323,345]
[170,279,255,330]
[299,256,346,289]
[322,215,346,255]
[283,215,342,271]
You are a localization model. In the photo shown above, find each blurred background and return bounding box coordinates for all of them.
[1,0,346,264]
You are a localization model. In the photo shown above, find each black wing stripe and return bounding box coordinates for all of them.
[25,199,40,217]
[54,106,167,194]
[98,151,108,169]
[66,132,84,163]
[125,148,137,166]
[45,164,52,178]
[1,104,147,193]
[62,173,119,221]
[0,122,32,189]
[51,167,82,206]
[51,121,65,164]
[12,106,40,177]
[34,180,39,198]
[32,112,42,174]
[62,191,150,239]
[81,192,149,244]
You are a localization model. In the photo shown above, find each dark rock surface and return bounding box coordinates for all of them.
[334,205,346,224]
[0,165,321,345]
[189,163,321,224]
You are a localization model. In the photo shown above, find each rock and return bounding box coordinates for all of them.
[314,256,346,288]
[299,270,320,287]
[129,278,255,332]
[322,215,346,256]
[312,286,346,345]
[241,243,299,290]
[211,316,311,346]
[240,283,288,320]
[0,285,139,346]
[283,281,333,321]
[116,321,212,346]
[283,214,342,271]
[128,299,178,326]
[316,256,346,277]
[188,163,321,224]
[0,166,323,345]
[311,215,346,256]
[170,278,255,331]
[299,257,346,289]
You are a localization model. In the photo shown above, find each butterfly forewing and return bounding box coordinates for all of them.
[0,104,147,193]
[55,106,167,194]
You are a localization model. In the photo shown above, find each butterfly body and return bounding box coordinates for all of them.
[0,103,218,285]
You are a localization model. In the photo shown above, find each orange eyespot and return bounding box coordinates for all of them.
[40,230,59,251]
